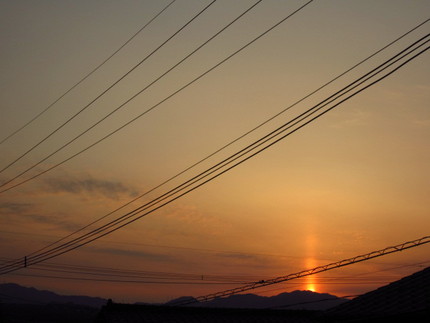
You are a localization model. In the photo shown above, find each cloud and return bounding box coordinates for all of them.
[215,252,280,268]
[0,201,80,231]
[217,252,259,260]
[331,108,370,128]
[0,202,33,215]
[20,213,81,232]
[94,247,175,262]
[43,176,138,200]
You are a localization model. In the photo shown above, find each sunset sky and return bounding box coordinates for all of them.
[0,0,429,303]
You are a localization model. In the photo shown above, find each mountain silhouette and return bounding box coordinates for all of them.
[166,290,348,310]
[0,283,106,308]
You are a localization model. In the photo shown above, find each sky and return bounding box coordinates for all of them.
[0,0,429,303]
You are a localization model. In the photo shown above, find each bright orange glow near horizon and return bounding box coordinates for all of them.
[304,226,319,292]
[304,259,318,293]
[0,0,429,303]
[305,283,316,292]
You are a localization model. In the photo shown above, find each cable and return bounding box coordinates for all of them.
[171,235,430,305]
[0,256,267,282]
[22,36,428,265]
[0,0,263,189]
[2,259,403,286]
[1,35,427,273]
[0,0,217,175]
[7,272,244,285]
[5,256,426,284]
[1,35,427,275]
[19,19,429,260]
[0,0,314,193]
[26,42,429,270]
[6,272,397,286]
[0,1,177,146]
[0,231,334,263]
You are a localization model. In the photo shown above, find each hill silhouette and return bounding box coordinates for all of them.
[0,283,106,307]
[166,290,348,310]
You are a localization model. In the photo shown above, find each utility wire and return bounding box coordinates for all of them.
[0,256,268,282]
[2,35,427,273]
[19,19,429,260]
[0,0,313,193]
[0,0,262,190]
[21,36,429,266]
[2,258,406,285]
[24,42,429,270]
[1,35,427,275]
[0,1,177,147]
[0,231,330,263]
[0,0,217,175]
[7,272,243,285]
[6,272,398,286]
[172,235,430,305]
[17,267,252,284]
[5,256,426,284]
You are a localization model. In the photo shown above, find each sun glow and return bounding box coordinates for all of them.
[306,282,316,292]
[304,272,318,292]
[303,226,319,292]
[304,259,318,292]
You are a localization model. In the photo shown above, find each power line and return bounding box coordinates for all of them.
[2,34,428,273]
[0,0,217,176]
[0,0,263,190]
[0,256,268,283]
[0,230,333,262]
[171,235,430,305]
[6,272,399,286]
[0,35,427,275]
[0,0,314,193]
[2,262,402,286]
[23,36,428,263]
[0,1,177,146]
[4,255,426,285]
[7,272,243,285]
[30,41,428,269]
[16,19,429,261]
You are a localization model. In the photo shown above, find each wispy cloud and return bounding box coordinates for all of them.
[0,202,33,215]
[94,247,175,262]
[216,252,280,267]
[217,252,260,260]
[20,213,81,231]
[43,176,138,200]
[0,201,80,231]
[331,108,370,128]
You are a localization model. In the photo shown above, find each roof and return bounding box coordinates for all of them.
[326,266,430,321]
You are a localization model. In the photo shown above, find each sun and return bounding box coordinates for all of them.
[306,283,316,292]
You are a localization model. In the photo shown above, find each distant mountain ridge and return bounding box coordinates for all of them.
[166,290,349,310]
[0,283,348,311]
[0,283,106,308]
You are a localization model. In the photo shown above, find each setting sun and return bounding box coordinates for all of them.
[306,284,316,292]
[305,275,318,292]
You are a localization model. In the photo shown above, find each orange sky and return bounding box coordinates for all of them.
[0,0,429,303]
